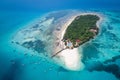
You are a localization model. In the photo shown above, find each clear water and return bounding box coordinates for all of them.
[0,10,120,80]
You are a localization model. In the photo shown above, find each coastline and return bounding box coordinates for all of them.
[53,12,102,71]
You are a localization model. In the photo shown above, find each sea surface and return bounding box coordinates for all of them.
[0,10,120,80]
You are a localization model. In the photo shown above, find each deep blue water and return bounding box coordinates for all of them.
[0,0,120,11]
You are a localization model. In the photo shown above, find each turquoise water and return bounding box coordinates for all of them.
[0,10,120,80]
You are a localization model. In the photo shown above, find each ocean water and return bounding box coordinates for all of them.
[0,10,120,80]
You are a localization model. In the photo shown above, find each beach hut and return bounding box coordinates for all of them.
[66,39,73,49]
[89,29,97,33]
[76,39,81,43]
[75,39,81,46]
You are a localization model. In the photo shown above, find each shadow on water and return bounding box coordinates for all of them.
[87,61,120,79]
[104,55,120,64]
[22,40,46,53]
[1,59,23,80]
[81,43,99,63]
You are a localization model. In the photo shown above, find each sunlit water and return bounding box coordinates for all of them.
[0,10,120,80]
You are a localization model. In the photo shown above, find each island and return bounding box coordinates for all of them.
[63,14,100,48]
[53,13,102,71]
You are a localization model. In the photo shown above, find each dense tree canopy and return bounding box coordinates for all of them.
[63,14,100,46]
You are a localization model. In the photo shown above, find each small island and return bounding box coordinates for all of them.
[63,14,100,48]
[52,14,101,70]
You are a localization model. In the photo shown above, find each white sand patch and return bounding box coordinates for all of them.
[58,48,84,71]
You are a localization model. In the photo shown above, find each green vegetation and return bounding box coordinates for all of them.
[63,14,100,47]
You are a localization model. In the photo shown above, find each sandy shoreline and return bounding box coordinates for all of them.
[53,12,102,71]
